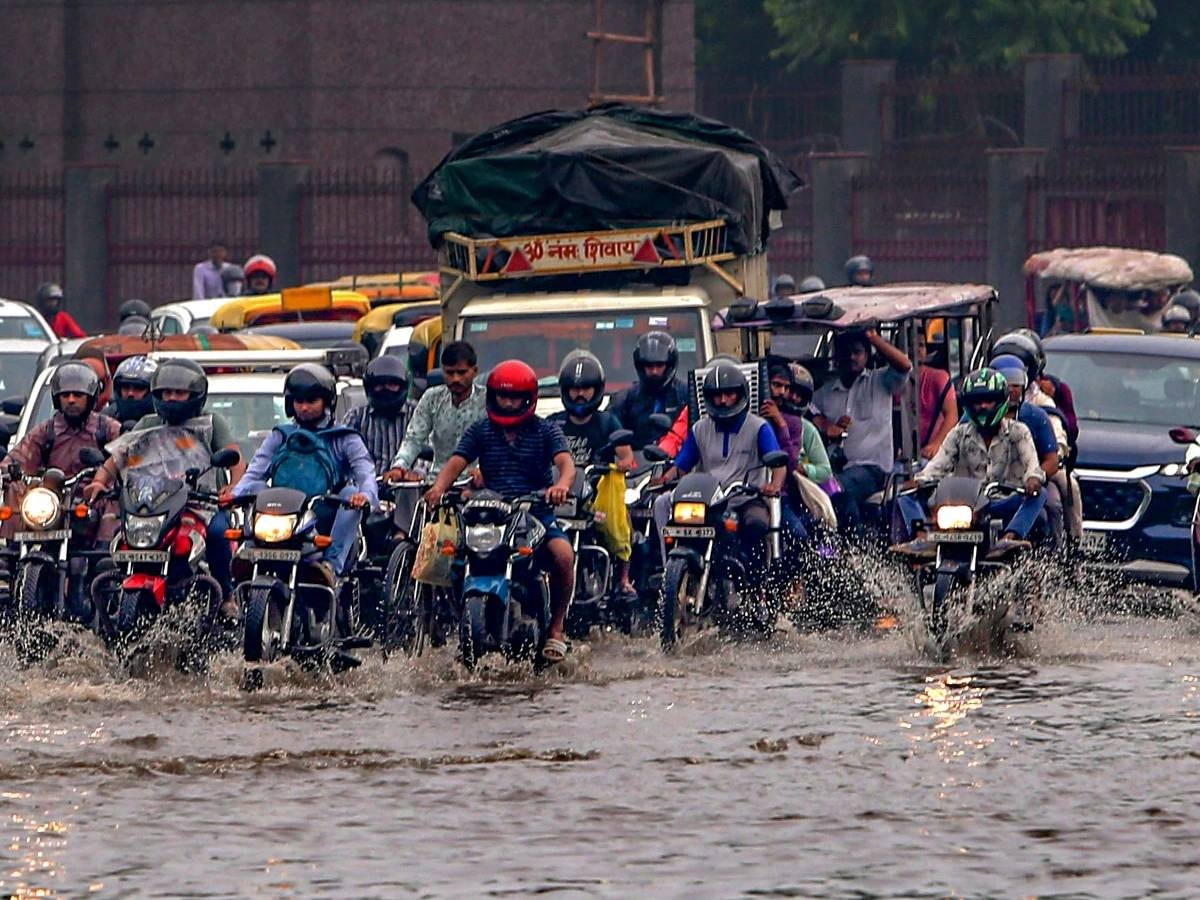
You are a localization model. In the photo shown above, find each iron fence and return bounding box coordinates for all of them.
[1072,60,1200,144]
[884,74,1023,147]
[0,172,64,302]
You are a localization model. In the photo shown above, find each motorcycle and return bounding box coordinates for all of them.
[235,487,369,670]
[457,490,553,670]
[902,476,1036,658]
[659,450,789,650]
[4,448,108,626]
[93,448,240,652]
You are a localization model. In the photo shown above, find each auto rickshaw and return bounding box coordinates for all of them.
[321,272,439,305]
[209,287,371,332]
[352,301,440,357]
[78,331,302,372]
[1024,247,1193,335]
[407,314,443,397]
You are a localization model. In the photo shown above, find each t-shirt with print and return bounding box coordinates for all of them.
[548,410,624,467]
[453,416,570,499]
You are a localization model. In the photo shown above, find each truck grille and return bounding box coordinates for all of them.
[1080,479,1147,524]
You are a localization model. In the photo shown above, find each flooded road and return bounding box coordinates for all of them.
[3,612,1200,897]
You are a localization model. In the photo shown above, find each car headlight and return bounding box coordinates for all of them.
[126,514,166,549]
[934,504,974,531]
[253,513,297,544]
[673,501,707,525]
[21,488,60,529]
[465,523,502,554]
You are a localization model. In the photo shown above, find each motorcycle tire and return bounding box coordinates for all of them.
[90,571,124,642]
[660,557,695,651]
[931,572,956,645]
[459,593,488,671]
[117,588,155,641]
[383,542,428,657]
[14,561,55,619]
[244,585,284,664]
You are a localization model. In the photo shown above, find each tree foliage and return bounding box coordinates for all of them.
[762,0,1156,71]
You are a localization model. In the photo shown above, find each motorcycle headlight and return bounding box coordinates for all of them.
[126,514,166,549]
[1159,462,1187,477]
[934,504,974,531]
[21,488,61,529]
[253,513,297,544]
[465,523,503,554]
[672,501,707,525]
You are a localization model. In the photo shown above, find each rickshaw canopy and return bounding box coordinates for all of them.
[1024,247,1193,292]
[729,282,998,330]
[210,289,371,331]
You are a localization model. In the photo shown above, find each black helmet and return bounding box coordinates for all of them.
[1171,289,1200,322]
[633,331,678,392]
[798,275,825,293]
[845,255,874,286]
[284,363,337,419]
[49,361,101,417]
[117,316,151,336]
[991,331,1043,379]
[702,362,749,422]
[118,299,152,321]
[558,349,606,417]
[151,358,208,425]
[772,274,796,295]
[1162,304,1192,330]
[363,355,408,416]
[35,282,63,310]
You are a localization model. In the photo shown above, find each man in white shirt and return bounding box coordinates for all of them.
[192,238,231,299]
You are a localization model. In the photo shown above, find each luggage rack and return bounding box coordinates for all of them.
[441,220,736,283]
[146,346,368,378]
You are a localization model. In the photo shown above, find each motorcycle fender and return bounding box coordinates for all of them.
[462,575,510,606]
[21,550,60,569]
[122,573,167,607]
[666,545,704,571]
[935,561,970,583]
[249,576,288,598]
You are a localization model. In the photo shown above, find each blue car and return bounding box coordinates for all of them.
[1045,333,1200,591]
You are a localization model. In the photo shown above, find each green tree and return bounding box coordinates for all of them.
[763,0,1156,71]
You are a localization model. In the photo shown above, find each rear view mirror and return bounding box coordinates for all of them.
[762,450,789,469]
[648,413,674,434]
[79,446,106,467]
[642,445,670,463]
[607,429,634,447]
[417,446,435,462]
[211,448,241,469]
[1169,427,1196,445]
[1,397,24,416]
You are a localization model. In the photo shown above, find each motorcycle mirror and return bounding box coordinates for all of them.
[210,448,241,469]
[121,419,137,433]
[1,397,24,416]
[762,450,789,469]
[1169,426,1196,445]
[642,445,670,463]
[42,467,66,490]
[185,467,202,482]
[78,446,106,467]
[417,445,435,462]
[648,413,674,434]
[607,428,634,447]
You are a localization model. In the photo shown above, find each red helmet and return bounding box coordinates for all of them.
[243,254,277,281]
[486,360,538,428]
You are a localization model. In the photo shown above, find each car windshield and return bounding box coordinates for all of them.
[462,309,704,393]
[0,316,49,341]
[1047,349,1200,427]
[0,352,45,396]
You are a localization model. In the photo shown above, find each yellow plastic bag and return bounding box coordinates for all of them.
[411,508,459,586]
[593,468,631,562]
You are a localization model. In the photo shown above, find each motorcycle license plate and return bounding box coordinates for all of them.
[113,550,169,564]
[1079,530,1107,556]
[14,530,69,542]
[248,548,302,562]
[931,531,984,544]
[662,525,716,538]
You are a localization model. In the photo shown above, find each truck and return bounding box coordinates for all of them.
[411,105,802,402]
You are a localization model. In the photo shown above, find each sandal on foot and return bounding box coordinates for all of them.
[542,637,568,663]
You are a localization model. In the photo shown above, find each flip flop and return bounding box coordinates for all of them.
[541,637,568,663]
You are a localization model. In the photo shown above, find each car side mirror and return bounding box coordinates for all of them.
[1169,426,1196,445]
[642,445,670,463]
[762,450,789,469]
[210,448,240,469]
[79,446,106,467]
[1,397,24,416]
[648,413,674,434]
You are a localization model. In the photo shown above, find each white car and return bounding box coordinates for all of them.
[150,298,229,335]
[0,298,59,397]
[377,324,414,359]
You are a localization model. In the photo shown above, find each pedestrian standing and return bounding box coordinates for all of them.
[192,239,231,299]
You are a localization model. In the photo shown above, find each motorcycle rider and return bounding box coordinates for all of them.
[610,331,689,451]
[1162,304,1192,334]
[103,355,159,427]
[549,350,637,598]
[423,360,577,664]
[118,299,152,326]
[84,358,247,617]
[811,325,912,533]
[388,341,485,481]
[35,283,86,339]
[341,355,409,476]
[845,256,874,287]
[235,364,378,581]
[798,275,826,294]
[242,254,277,295]
[1170,289,1200,331]
[895,368,1046,556]
[654,362,786,563]
[772,274,796,299]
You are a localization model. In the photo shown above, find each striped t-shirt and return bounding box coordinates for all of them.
[452,416,569,499]
[340,405,406,475]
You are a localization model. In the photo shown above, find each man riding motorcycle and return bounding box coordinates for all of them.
[654,363,786,563]
[242,254,277,295]
[845,255,874,287]
[342,355,409,476]
[35,282,86,339]
[610,331,689,451]
[423,360,577,664]
[102,355,159,427]
[234,364,378,581]
[895,368,1046,556]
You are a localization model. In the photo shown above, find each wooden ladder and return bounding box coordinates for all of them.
[588,0,663,107]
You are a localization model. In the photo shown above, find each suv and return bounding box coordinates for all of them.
[1044,333,1200,590]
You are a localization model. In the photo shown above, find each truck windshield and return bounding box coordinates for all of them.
[1046,349,1200,427]
[463,309,704,392]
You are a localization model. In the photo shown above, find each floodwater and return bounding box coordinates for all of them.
[3,568,1200,898]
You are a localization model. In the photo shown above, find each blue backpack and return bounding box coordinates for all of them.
[266,424,355,498]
